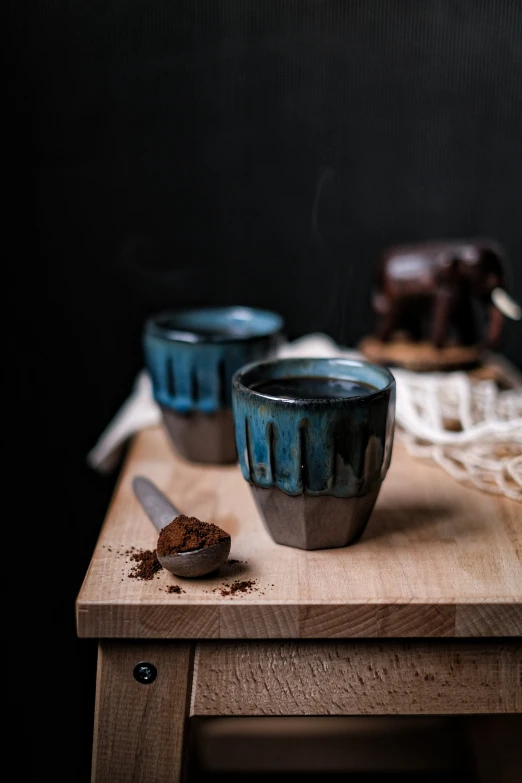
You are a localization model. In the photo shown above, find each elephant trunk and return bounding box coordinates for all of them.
[491,288,522,320]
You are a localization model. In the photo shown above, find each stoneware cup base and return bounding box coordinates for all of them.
[251,484,381,550]
[160,406,237,464]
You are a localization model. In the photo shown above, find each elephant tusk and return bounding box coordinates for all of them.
[491,288,522,320]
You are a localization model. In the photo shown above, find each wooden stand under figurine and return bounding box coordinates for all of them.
[359,333,482,372]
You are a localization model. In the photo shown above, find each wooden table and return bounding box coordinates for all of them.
[76,425,522,783]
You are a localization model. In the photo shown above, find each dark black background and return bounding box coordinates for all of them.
[8,1,522,780]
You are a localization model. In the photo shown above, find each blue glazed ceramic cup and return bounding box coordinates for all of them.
[143,306,283,463]
[232,357,396,549]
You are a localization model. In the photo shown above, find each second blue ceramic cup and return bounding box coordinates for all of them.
[232,357,396,549]
[143,306,283,463]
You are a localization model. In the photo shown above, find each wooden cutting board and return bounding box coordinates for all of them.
[76,425,521,640]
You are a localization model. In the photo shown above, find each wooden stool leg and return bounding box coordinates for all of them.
[92,641,194,783]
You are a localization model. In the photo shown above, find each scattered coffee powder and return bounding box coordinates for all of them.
[166,585,185,594]
[218,579,258,597]
[157,514,230,556]
[110,542,271,596]
[128,549,163,580]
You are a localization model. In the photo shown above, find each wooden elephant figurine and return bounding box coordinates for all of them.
[372,238,521,349]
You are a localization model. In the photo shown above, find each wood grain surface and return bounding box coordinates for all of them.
[92,641,194,783]
[76,426,522,639]
[190,641,521,716]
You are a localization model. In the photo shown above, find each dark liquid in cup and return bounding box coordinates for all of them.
[251,376,377,400]
[162,320,249,338]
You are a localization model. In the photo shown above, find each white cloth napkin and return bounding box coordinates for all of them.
[86,333,362,473]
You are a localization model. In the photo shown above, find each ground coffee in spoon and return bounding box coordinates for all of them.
[157,514,230,556]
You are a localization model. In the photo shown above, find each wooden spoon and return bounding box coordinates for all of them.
[132,476,231,577]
